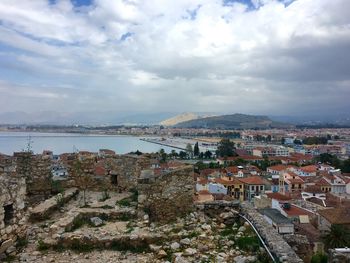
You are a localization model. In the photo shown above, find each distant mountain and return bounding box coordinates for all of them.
[160,112,216,126]
[0,111,177,125]
[174,113,294,129]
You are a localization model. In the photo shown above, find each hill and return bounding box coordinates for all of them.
[174,113,293,129]
[160,113,200,126]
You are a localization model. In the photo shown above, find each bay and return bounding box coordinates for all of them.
[0,132,175,155]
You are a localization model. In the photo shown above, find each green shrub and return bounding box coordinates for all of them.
[70,240,94,253]
[110,241,149,253]
[99,189,110,202]
[37,239,49,251]
[236,236,260,252]
[16,237,28,249]
[311,253,328,263]
[117,198,131,207]
[3,255,17,262]
[68,217,86,232]
[130,188,139,202]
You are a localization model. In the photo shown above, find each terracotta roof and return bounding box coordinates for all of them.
[303,185,323,194]
[198,190,211,195]
[315,177,332,187]
[239,176,265,185]
[283,205,313,217]
[215,177,242,186]
[266,192,292,201]
[300,165,318,173]
[200,168,220,177]
[226,166,239,174]
[318,208,350,225]
[197,178,208,185]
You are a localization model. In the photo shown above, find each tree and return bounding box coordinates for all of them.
[193,142,200,157]
[204,150,212,159]
[179,151,187,159]
[216,138,236,157]
[159,148,167,162]
[323,224,350,249]
[73,159,95,207]
[170,150,178,159]
[186,143,193,158]
[281,137,285,145]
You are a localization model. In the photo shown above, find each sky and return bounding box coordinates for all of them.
[0,0,349,119]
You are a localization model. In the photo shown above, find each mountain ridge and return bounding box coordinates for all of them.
[174,113,294,129]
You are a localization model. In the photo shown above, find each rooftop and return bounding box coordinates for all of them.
[259,208,292,224]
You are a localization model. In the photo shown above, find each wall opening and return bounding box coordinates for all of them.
[111,174,118,185]
[4,204,14,225]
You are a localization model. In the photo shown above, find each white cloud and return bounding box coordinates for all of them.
[0,0,349,117]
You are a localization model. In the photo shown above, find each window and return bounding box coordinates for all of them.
[4,204,14,226]
[111,174,118,185]
[260,185,263,190]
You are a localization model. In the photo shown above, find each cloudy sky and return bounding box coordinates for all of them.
[0,0,349,119]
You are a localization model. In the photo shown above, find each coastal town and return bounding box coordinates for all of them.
[0,127,350,263]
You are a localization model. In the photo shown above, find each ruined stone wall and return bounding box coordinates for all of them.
[240,202,304,263]
[0,171,27,255]
[109,155,151,191]
[15,153,52,197]
[64,154,151,191]
[138,166,194,223]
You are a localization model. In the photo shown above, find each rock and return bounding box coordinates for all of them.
[197,244,209,252]
[170,242,180,250]
[183,248,197,256]
[180,238,191,246]
[90,217,103,227]
[0,239,13,254]
[143,214,149,221]
[201,224,211,231]
[238,226,246,232]
[158,249,167,258]
[149,244,162,252]
[174,256,190,263]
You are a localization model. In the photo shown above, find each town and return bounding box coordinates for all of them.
[0,127,350,263]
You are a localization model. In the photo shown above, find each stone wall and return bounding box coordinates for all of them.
[0,170,27,256]
[328,248,350,262]
[137,166,194,223]
[240,202,304,263]
[15,152,52,197]
[64,154,151,191]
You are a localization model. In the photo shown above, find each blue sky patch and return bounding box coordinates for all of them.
[120,32,134,41]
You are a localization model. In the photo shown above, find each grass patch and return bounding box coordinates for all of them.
[99,190,111,202]
[188,231,200,238]
[119,213,131,221]
[236,236,260,252]
[68,217,86,232]
[16,237,28,249]
[53,243,65,252]
[100,205,113,209]
[117,198,131,207]
[37,239,49,251]
[70,240,94,253]
[220,227,236,237]
[3,255,17,262]
[110,241,149,253]
[130,188,139,202]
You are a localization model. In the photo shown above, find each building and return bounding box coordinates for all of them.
[214,177,244,201]
[259,208,294,234]
[240,176,266,201]
[318,208,350,232]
